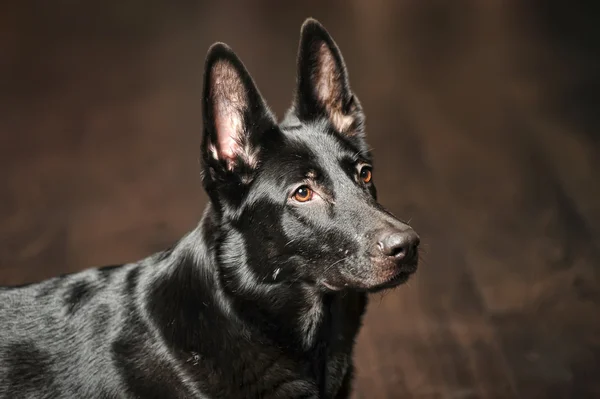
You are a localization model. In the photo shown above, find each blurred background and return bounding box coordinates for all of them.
[0,1,598,397]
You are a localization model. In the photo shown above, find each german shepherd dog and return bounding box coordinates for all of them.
[0,19,419,398]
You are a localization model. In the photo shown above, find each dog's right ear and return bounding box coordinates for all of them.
[201,43,276,188]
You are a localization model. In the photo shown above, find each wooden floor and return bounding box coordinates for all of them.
[1,1,598,398]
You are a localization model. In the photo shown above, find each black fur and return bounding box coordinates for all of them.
[0,19,420,398]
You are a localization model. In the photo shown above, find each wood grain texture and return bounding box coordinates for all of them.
[1,1,598,397]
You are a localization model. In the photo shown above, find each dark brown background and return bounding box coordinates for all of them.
[1,1,598,398]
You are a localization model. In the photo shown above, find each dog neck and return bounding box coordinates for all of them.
[169,205,332,352]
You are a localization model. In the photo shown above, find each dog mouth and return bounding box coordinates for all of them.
[371,266,415,290]
[320,262,417,292]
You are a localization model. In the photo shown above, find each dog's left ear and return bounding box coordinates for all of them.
[293,18,364,135]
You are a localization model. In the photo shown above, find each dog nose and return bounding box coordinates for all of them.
[377,230,420,260]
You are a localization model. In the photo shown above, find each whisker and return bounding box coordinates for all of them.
[286,256,351,288]
[322,256,349,275]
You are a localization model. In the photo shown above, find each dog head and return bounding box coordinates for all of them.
[201,19,419,293]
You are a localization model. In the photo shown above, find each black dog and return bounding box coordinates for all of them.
[0,19,419,398]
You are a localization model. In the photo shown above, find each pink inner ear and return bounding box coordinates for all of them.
[314,43,354,133]
[211,61,247,167]
[214,101,243,163]
[314,43,338,106]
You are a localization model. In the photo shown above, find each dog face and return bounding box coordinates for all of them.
[201,19,419,293]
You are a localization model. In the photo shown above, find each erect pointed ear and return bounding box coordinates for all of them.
[293,18,364,135]
[201,43,276,181]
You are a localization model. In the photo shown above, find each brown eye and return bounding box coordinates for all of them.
[293,186,313,202]
[359,166,372,183]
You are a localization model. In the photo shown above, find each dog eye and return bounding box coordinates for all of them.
[292,186,313,202]
[359,166,372,184]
